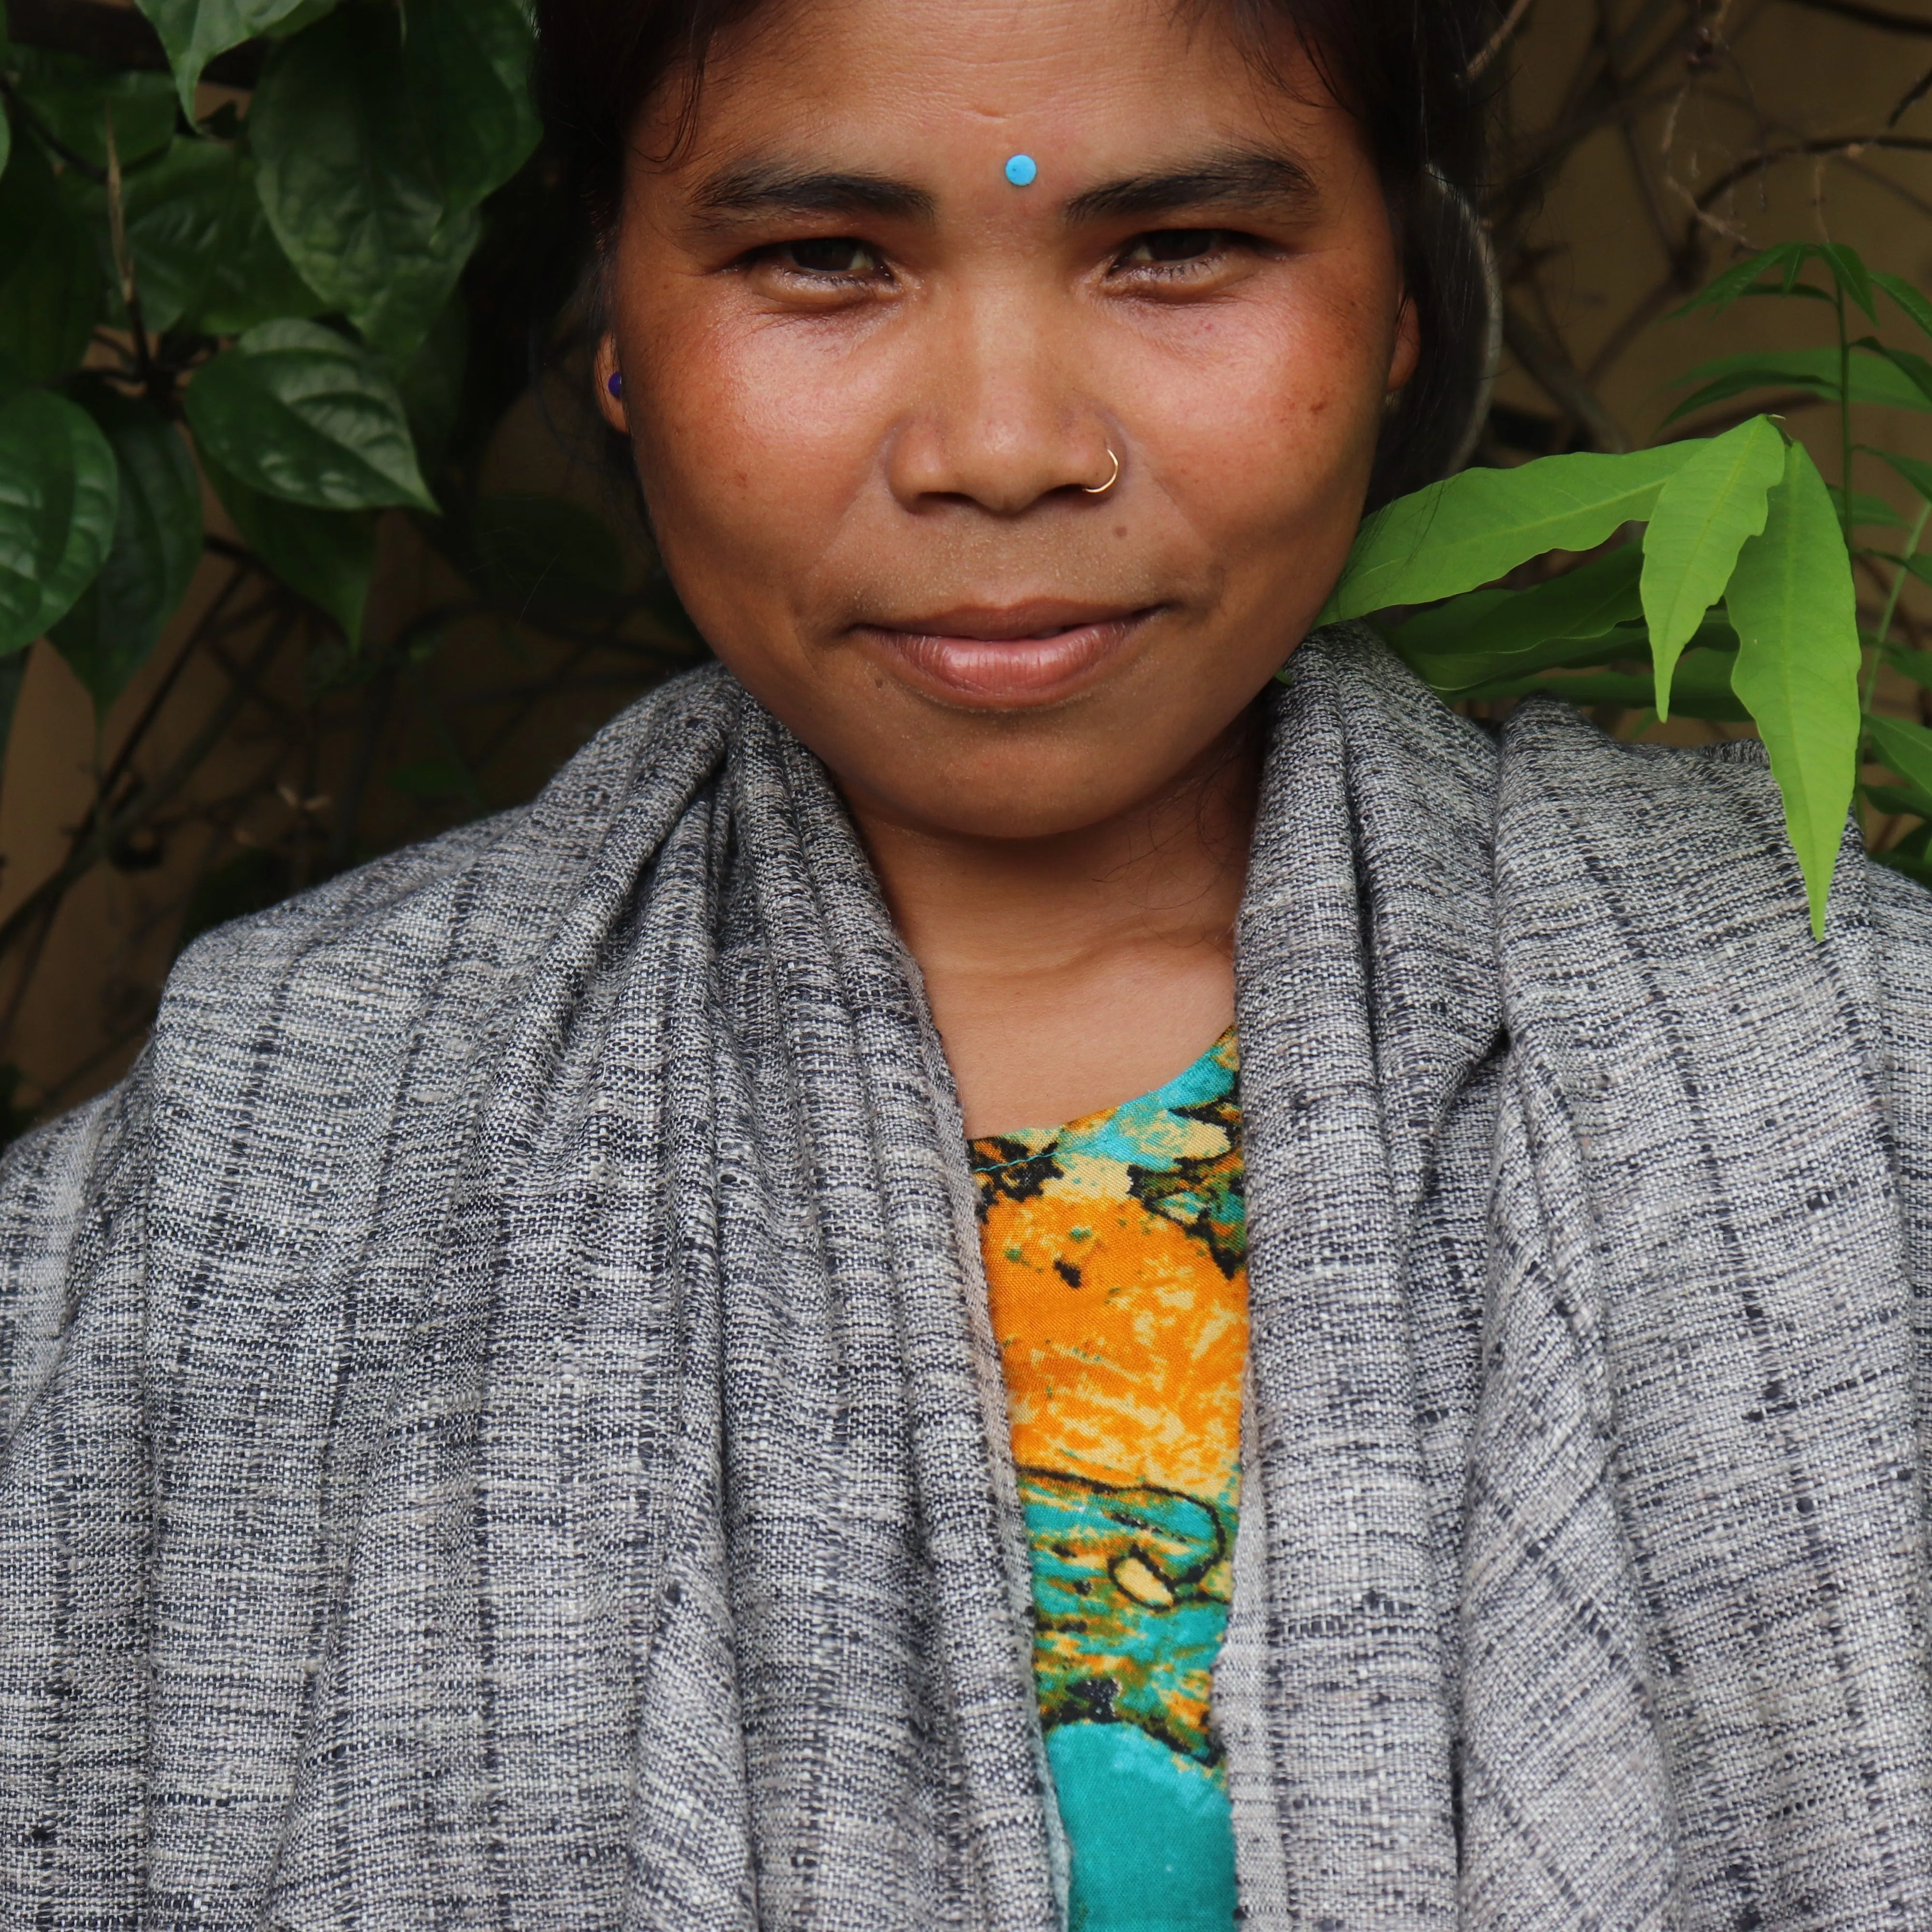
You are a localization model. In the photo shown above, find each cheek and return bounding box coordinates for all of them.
[1125,295,1386,549]
[623,309,885,556]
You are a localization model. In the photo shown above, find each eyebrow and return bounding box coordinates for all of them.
[1064,147,1322,225]
[689,162,937,228]
[683,143,1320,234]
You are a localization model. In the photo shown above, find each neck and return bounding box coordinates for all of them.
[840,711,1264,1137]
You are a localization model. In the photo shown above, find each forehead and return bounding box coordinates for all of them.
[639,0,1334,177]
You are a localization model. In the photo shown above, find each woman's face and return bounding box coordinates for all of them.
[599,0,1416,840]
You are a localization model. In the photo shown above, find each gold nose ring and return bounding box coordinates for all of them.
[1081,447,1121,496]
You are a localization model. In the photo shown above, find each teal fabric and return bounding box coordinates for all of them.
[1046,1723,1238,1930]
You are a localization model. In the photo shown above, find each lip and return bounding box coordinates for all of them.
[856,601,1160,705]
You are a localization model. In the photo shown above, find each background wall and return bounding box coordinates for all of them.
[4,0,1932,1130]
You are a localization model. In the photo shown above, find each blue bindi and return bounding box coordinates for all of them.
[1004,153,1037,187]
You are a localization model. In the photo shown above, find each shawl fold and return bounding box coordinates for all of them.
[5,628,1932,1930]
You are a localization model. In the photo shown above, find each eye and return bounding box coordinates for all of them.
[776,237,885,277]
[1114,229,1238,271]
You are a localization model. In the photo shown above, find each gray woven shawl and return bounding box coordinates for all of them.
[6,628,1932,1931]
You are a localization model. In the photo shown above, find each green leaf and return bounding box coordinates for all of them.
[1855,339,1932,409]
[0,135,103,380]
[104,137,323,337]
[185,319,435,512]
[1640,415,1784,719]
[48,383,200,714]
[470,496,626,606]
[1726,440,1862,936]
[250,6,481,355]
[401,0,540,214]
[1384,546,1644,689]
[0,385,120,657]
[1868,712,1932,808]
[384,297,467,477]
[1663,345,1932,423]
[1862,779,1932,820]
[386,755,476,801]
[1671,244,1807,318]
[6,51,177,171]
[1817,243,1878,322]
[1475,648,1752,721]
[1832,485,1908,530]
[1884,646,1932,694]
[129,0,324,120]
[1871,448,1932,506]
[1873,270,1932,348]
[1324,443,1697,622]
[204,452,374,644]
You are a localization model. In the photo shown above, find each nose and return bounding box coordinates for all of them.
[885,283,1117,514]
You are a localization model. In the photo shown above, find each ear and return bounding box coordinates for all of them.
[1386,292,1421,398]
[594,332,629,433]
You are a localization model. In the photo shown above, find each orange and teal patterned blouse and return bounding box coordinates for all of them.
[969,1030,1247,1932]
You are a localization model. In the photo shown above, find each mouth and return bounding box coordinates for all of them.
[855,601,1161,706]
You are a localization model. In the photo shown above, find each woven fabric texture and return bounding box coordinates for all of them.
[4,629,1932,1929]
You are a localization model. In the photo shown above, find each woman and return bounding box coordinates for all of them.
[7,0,1932,1926]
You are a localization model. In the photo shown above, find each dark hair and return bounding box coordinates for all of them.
[532,0,1497,505]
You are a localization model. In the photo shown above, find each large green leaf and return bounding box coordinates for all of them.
[106,138,323,337]
[48,384,201,714]
[205,453,374,644]
[250,6,480,356]
[1471,647,1751,722]
[130,0,324,119]
[401,0,540,214]
[1726,441,1862,936]
[185,319,435,511]
[1869,713,1932,808]
[1384,545,1644,690]
[1665,345,1932,423]
[1323,443,1696,622]
[1639,414,1784,719]
[0,386,120,658]
[6,51,177,171]
[0,136,103,381]
[470,496,625,607]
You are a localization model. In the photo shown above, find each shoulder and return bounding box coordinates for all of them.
[159,663,740,1049]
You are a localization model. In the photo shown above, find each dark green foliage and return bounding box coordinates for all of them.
[0,0,700,1132]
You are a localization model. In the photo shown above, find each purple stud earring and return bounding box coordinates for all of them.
[607,371,624,399]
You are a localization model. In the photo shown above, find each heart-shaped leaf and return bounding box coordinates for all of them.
[185,319,435,512]
[0,386,120,658]
[7,50,178,171]
[204,453,374,644]
[0,135,105,381]
[105,138,324,337]
[49,384,202,714]
[130,0,325,119]
[250,6,480,355]
[402,0,540,214]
